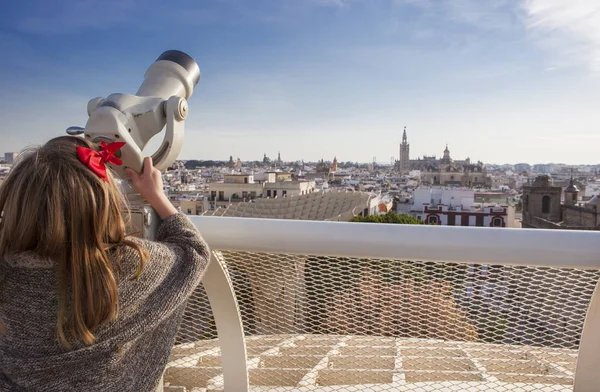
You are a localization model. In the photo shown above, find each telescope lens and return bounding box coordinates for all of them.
[136,49,200,100]
[156,50,200,88]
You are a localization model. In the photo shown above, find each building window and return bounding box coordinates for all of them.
[428,216,439,225]
[542,195,551,214]
[244,177,248,184]
[461,215,470,226]
[417,215,422,221]
[250,191,257,199]
[218,191,224,201]
[273,190,278,198]
[282,190,287,197]
[187,209,192,214]
[476,215,484,227]
[493,217,503,227]
[267,190,272,197]
[448,214,455,226]
[242,191,248,199]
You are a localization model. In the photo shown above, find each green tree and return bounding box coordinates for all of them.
[184,160,222,169]
[350,211,423,225]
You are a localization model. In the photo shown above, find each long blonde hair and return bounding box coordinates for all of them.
[0,136,147,347]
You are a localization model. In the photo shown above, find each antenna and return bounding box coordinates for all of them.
[570,167,574,182]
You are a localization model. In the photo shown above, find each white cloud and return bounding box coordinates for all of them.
[522,0,600,74]
[446,0,517,30]
[389,0,600,75]
[392,0,518,31]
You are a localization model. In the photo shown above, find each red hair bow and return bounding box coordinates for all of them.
[76,141,126,182]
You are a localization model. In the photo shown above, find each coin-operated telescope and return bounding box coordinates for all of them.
[68,49,200,174]
[67,50,200,236]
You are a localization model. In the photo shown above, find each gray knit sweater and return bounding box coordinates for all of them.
[0,213,210,392]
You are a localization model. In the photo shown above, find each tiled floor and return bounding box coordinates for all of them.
[164,334,576,392]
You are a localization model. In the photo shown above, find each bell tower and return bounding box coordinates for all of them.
[399,126,410,173]
[564,169,579,206]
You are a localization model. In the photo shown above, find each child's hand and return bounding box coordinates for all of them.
[125,157,164,203]
[125,157,177,219]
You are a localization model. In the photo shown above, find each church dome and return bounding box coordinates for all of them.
[566,183,579,193]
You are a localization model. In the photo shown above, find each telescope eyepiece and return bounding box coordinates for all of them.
[136,49,200,100]
[156,50,200,89]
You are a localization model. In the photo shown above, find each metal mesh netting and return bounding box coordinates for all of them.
[164,251,600,392]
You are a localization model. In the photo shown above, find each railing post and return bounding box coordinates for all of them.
[202,252,249,391]
[574,278,600,392]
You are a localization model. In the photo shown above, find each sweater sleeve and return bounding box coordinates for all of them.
[108,213,212,337]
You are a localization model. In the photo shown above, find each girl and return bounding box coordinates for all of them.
[0,136,210,391]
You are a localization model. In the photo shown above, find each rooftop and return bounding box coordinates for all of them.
[202,190,374,221]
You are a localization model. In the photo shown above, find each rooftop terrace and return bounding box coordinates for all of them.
[202,190,373,221]
[162,217,600,391]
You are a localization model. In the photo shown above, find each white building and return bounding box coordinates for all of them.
[0,165,10,187]
[208,174,316,209]
[399,187,515,227]
[4,152,18,164]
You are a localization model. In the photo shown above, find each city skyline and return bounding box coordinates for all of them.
[1,0,599,164]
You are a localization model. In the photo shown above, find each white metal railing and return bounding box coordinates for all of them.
[173,216,600,392]
[193,217,600,269]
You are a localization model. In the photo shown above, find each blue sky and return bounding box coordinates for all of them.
[1,0,599,164]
